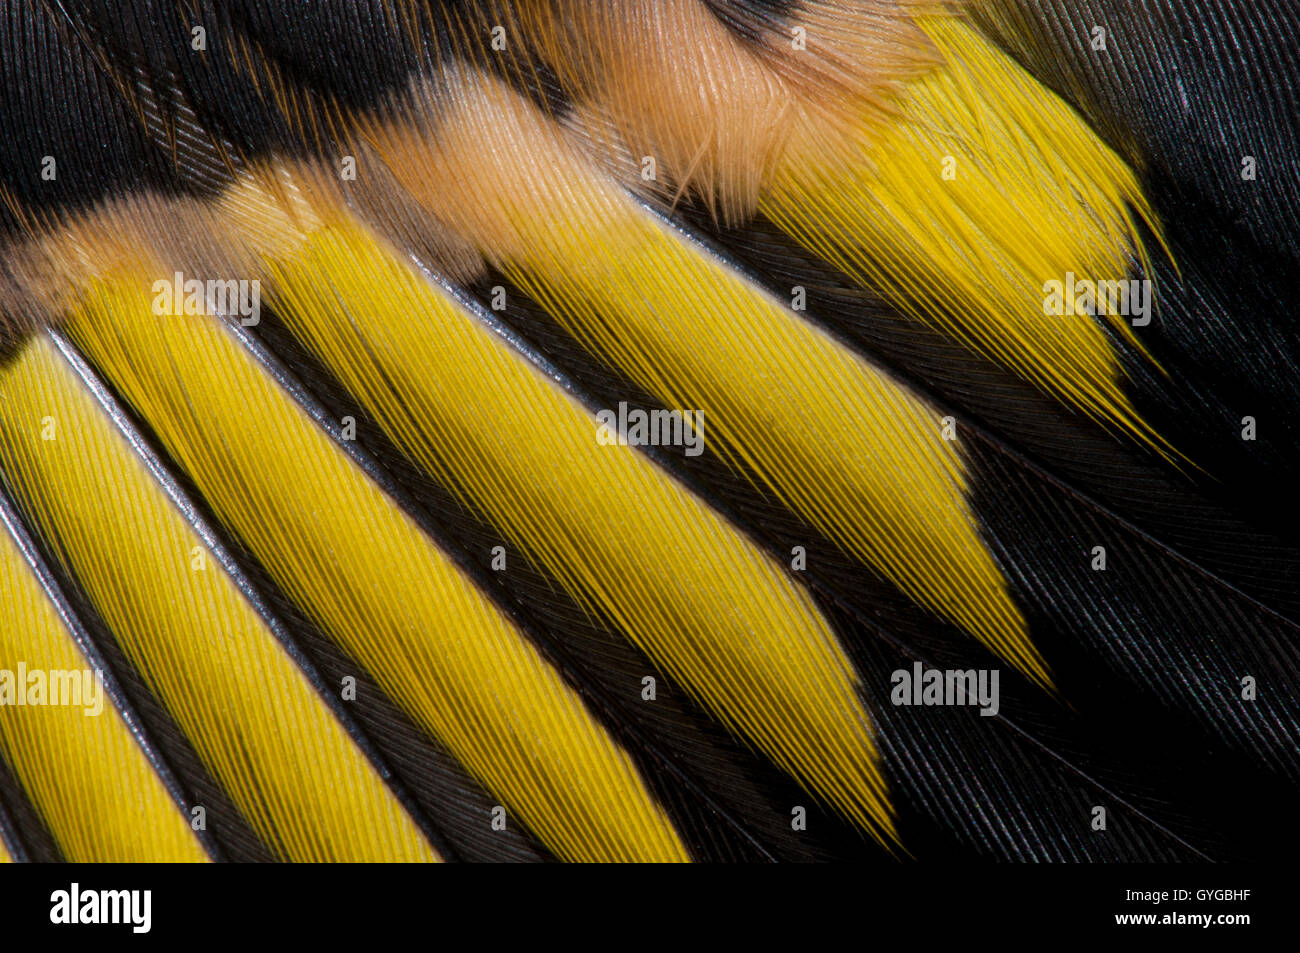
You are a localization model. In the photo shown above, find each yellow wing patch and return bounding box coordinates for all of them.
[0,521,210,862]
[498,2,1172,451]
[59,274,690,863]
[762,14,1170,451]
[0,334,440,863]
[221,184,899,842]
[363,74,1046,688]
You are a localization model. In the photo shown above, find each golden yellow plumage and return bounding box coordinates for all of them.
[59,280,690,863]
[0,520,209,862]
[0,334,441,862]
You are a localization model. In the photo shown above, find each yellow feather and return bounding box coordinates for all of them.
[211,172,898,842]
[0,521,210,862]
[763,15,1170,450]
[363,73,1047,688]
[57,275,689,863]
[495,1,1173,451]
[0,335,441,862]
